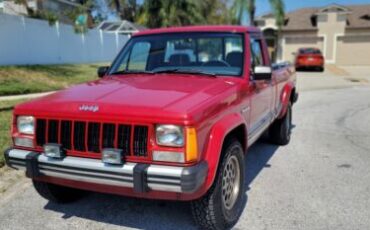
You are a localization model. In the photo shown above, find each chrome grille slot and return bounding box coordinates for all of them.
[73,121,86,151]
[88,122,100,153]
[47,120,59,143]
[118,125,131,155]
[133,126,148,157]
[102,123,115,148]
[36,119,46,147]
[61,121,72,150]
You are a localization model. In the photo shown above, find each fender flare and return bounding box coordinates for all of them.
[278,83,295,119]
[201,113,247,193]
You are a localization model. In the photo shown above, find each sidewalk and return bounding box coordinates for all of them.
[0,91,55,101]
[297,73,357,92]
[340,66,370,81]
[296,66,369,92]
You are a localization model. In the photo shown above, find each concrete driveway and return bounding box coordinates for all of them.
[296,67,369,92]
[0,71,369,230]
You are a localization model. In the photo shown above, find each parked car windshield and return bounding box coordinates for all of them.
[109,33,244,77]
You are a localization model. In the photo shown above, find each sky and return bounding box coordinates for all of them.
[255,0,370,16]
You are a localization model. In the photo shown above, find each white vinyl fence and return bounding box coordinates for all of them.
[0,13,129,66]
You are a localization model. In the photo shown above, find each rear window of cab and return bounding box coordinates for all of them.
[299,48,322,54]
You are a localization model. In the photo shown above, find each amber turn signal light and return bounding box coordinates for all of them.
[185,128,198,162]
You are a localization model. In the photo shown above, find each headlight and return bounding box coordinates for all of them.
[17,116,35,135]
[156,125,184,147]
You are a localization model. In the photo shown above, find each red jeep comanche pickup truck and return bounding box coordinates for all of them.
[5,26,298,229]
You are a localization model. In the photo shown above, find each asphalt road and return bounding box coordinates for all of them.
[1,76,370,230]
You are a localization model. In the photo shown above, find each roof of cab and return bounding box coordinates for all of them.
[133,25,260,37]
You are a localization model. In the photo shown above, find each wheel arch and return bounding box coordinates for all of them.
[222,124,247,153]
[278,83,295,119]
[290,88,296,104]
[201,113,247,194]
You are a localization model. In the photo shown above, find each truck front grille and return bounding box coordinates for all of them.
[35,119,149,157]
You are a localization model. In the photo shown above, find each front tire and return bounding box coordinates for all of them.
[269,102,292,145]
[191,139,245,230]
[32,180,87,203]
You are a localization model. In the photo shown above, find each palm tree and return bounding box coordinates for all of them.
[110,0,138,21]
[160,0,203,27]
[138,0,163,28]
[199,0,233,25]
[233,0,285,29]
[232,0,250,25]
[138,0,205,28]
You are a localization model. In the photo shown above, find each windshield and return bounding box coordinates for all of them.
[109,33,244,77]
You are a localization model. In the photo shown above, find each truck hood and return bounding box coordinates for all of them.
[15,74,239,123]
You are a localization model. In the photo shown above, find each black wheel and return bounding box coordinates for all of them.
[32,180,87,203]
[319,67,324,72]
[191,139,245,230]
[269,102,292,145]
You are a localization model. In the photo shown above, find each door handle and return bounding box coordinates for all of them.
[242,107,250,114]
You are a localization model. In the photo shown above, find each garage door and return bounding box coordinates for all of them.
[336,35,370,65]
[284,37,324,62]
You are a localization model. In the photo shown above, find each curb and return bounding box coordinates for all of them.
[0,91,56,102]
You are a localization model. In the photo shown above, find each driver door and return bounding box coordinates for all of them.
[248,36,274,143]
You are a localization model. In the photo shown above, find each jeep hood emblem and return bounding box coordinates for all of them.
[79,105,99,112]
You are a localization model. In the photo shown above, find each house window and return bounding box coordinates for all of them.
[317,15,328,22]
[286,37,323,45]
[337,14,347,22]
[256,20,266,27]
[360,14,370,21]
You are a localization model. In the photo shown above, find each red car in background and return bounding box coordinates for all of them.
[295,48,325,72]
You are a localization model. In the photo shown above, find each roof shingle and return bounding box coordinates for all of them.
[278,4,370,31]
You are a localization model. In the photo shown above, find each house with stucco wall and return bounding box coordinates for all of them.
[255,4,370,66]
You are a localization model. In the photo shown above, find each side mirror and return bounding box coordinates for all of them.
[97,66,109,78]
[254,66,272,81]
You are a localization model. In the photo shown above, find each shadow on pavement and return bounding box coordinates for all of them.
[296,68,324,73]
[44,137,281,229]
[244,137,280,191]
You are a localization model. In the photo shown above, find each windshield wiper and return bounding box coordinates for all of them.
[154,69,217,77]
[109,70,155,75]
[110,69,217,77]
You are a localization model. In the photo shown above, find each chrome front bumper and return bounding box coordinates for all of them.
[5,148,208,194]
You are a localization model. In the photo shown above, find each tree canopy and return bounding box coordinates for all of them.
[132,0,285,29]
[232,0,285,29]
[14,0,285,29]
[135,0,232,28]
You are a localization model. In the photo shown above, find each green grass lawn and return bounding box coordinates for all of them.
[0,100,28,167]
[0,64,106,96]
[0,63,110,166]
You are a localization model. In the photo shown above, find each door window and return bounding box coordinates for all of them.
[250,38,265,67]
